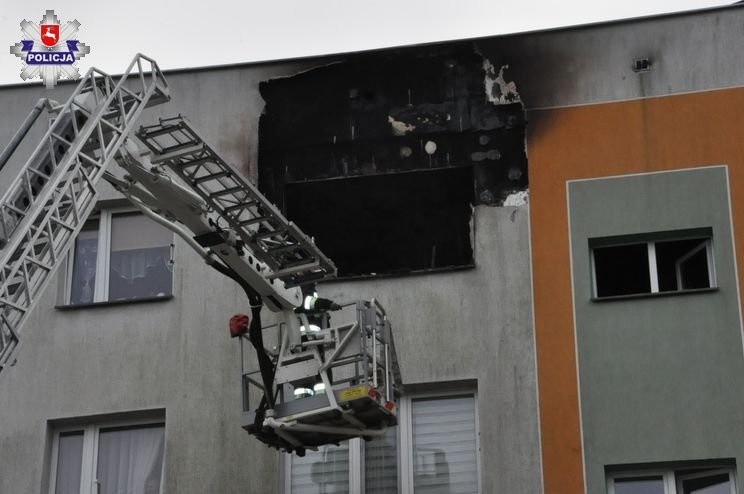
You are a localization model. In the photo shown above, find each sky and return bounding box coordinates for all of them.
[0,0,733,86]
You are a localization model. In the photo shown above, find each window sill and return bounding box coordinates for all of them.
[591,287,718,302]
[55,295,173,311]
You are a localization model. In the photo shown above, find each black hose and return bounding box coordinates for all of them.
[208,259,276,406]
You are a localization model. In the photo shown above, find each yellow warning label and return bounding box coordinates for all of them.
[339,385,367,402]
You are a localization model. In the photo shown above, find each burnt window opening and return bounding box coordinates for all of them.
[285,167,474,277]
[591,230,715,299]
[258,43,526,278]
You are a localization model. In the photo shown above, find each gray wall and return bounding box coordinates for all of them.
[0,58,541,492]
[321,205,541,493]
[0,62,320,494]
[479,5,744,109]
[568,167,744,493]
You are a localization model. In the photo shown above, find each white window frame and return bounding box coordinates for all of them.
[65,207,175,304]
[606,465,737,494]
[48,417,166,494]
[591,235,717,299]
[282,388,480,494]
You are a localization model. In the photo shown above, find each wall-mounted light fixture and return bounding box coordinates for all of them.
[632,58,652,73]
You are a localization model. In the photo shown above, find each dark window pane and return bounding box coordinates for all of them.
[679,472,731,494]
[593,243,650,297]
[613,476,665,494]
[285,167,473,277]
[108,213,172,301]
[70,220,99,304]
[655,238,710,292]
[679,246,711,290]
[54,431,84,494]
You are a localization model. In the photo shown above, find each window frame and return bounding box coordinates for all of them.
[606,465,737,494]
[48,417,166,494]
[282,388,480,494]
[590,230,717,300]
[64,207,175,306]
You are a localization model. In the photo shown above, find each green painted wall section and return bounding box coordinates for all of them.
[568,167,744,493]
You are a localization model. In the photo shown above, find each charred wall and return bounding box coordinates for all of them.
[258,43,527,277]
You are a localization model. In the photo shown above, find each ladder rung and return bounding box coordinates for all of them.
[239,216,271,227]
[267,243,301,255]
[151,144,204,164]
[254,229,286,240]
[25,257,53,271]
[26,167,51,181]
[209,186,243,198]
[0,298,27,313]
[139,123,186,140]
[266,261,321,280]
[193,170,231,184]
[225,202,257,213]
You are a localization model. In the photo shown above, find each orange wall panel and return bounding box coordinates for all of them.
[528,88,744,493]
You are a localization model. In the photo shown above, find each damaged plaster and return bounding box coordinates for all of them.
[483,60,522,105]
[504,189,529,206]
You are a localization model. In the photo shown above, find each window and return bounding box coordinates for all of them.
[49,420,165,494]
[67,209,173,305]
[590,229,716,299]
[607,465,737,494]
[284,390,480,494]
[289,441,351,494]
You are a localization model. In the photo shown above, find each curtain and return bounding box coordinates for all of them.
[412,395,478,494]
[55,432,84,494]
[290,443,349,494]
[365,427,398,493]
[70,233,98,304]
[108,247,171,299]
[96,425,165,494]
[108,213,172,300]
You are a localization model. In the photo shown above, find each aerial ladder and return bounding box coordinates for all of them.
[0,54,402,455]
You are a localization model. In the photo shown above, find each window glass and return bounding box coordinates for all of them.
[608,466,736,494]
[108,213,172,301]
[613,476,665,494]
[591,232,715,299]
[365,427,398,493]
[290,443,349,494]
[69,220,99,305]
[655,238,710,292]
[412,395,477,494]
[678,471,732,494]
[54,431,84,494]
[593,243,651,297]
[96,425,165,494]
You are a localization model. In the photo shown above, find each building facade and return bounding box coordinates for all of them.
[1,4,744,493]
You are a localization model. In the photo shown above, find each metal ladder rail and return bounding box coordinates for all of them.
[136,116,336,287]
[0,54,169,373]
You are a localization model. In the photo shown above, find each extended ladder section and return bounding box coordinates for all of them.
[135,116,336,288]
[240,299,402,454]
[0,54,169,373]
